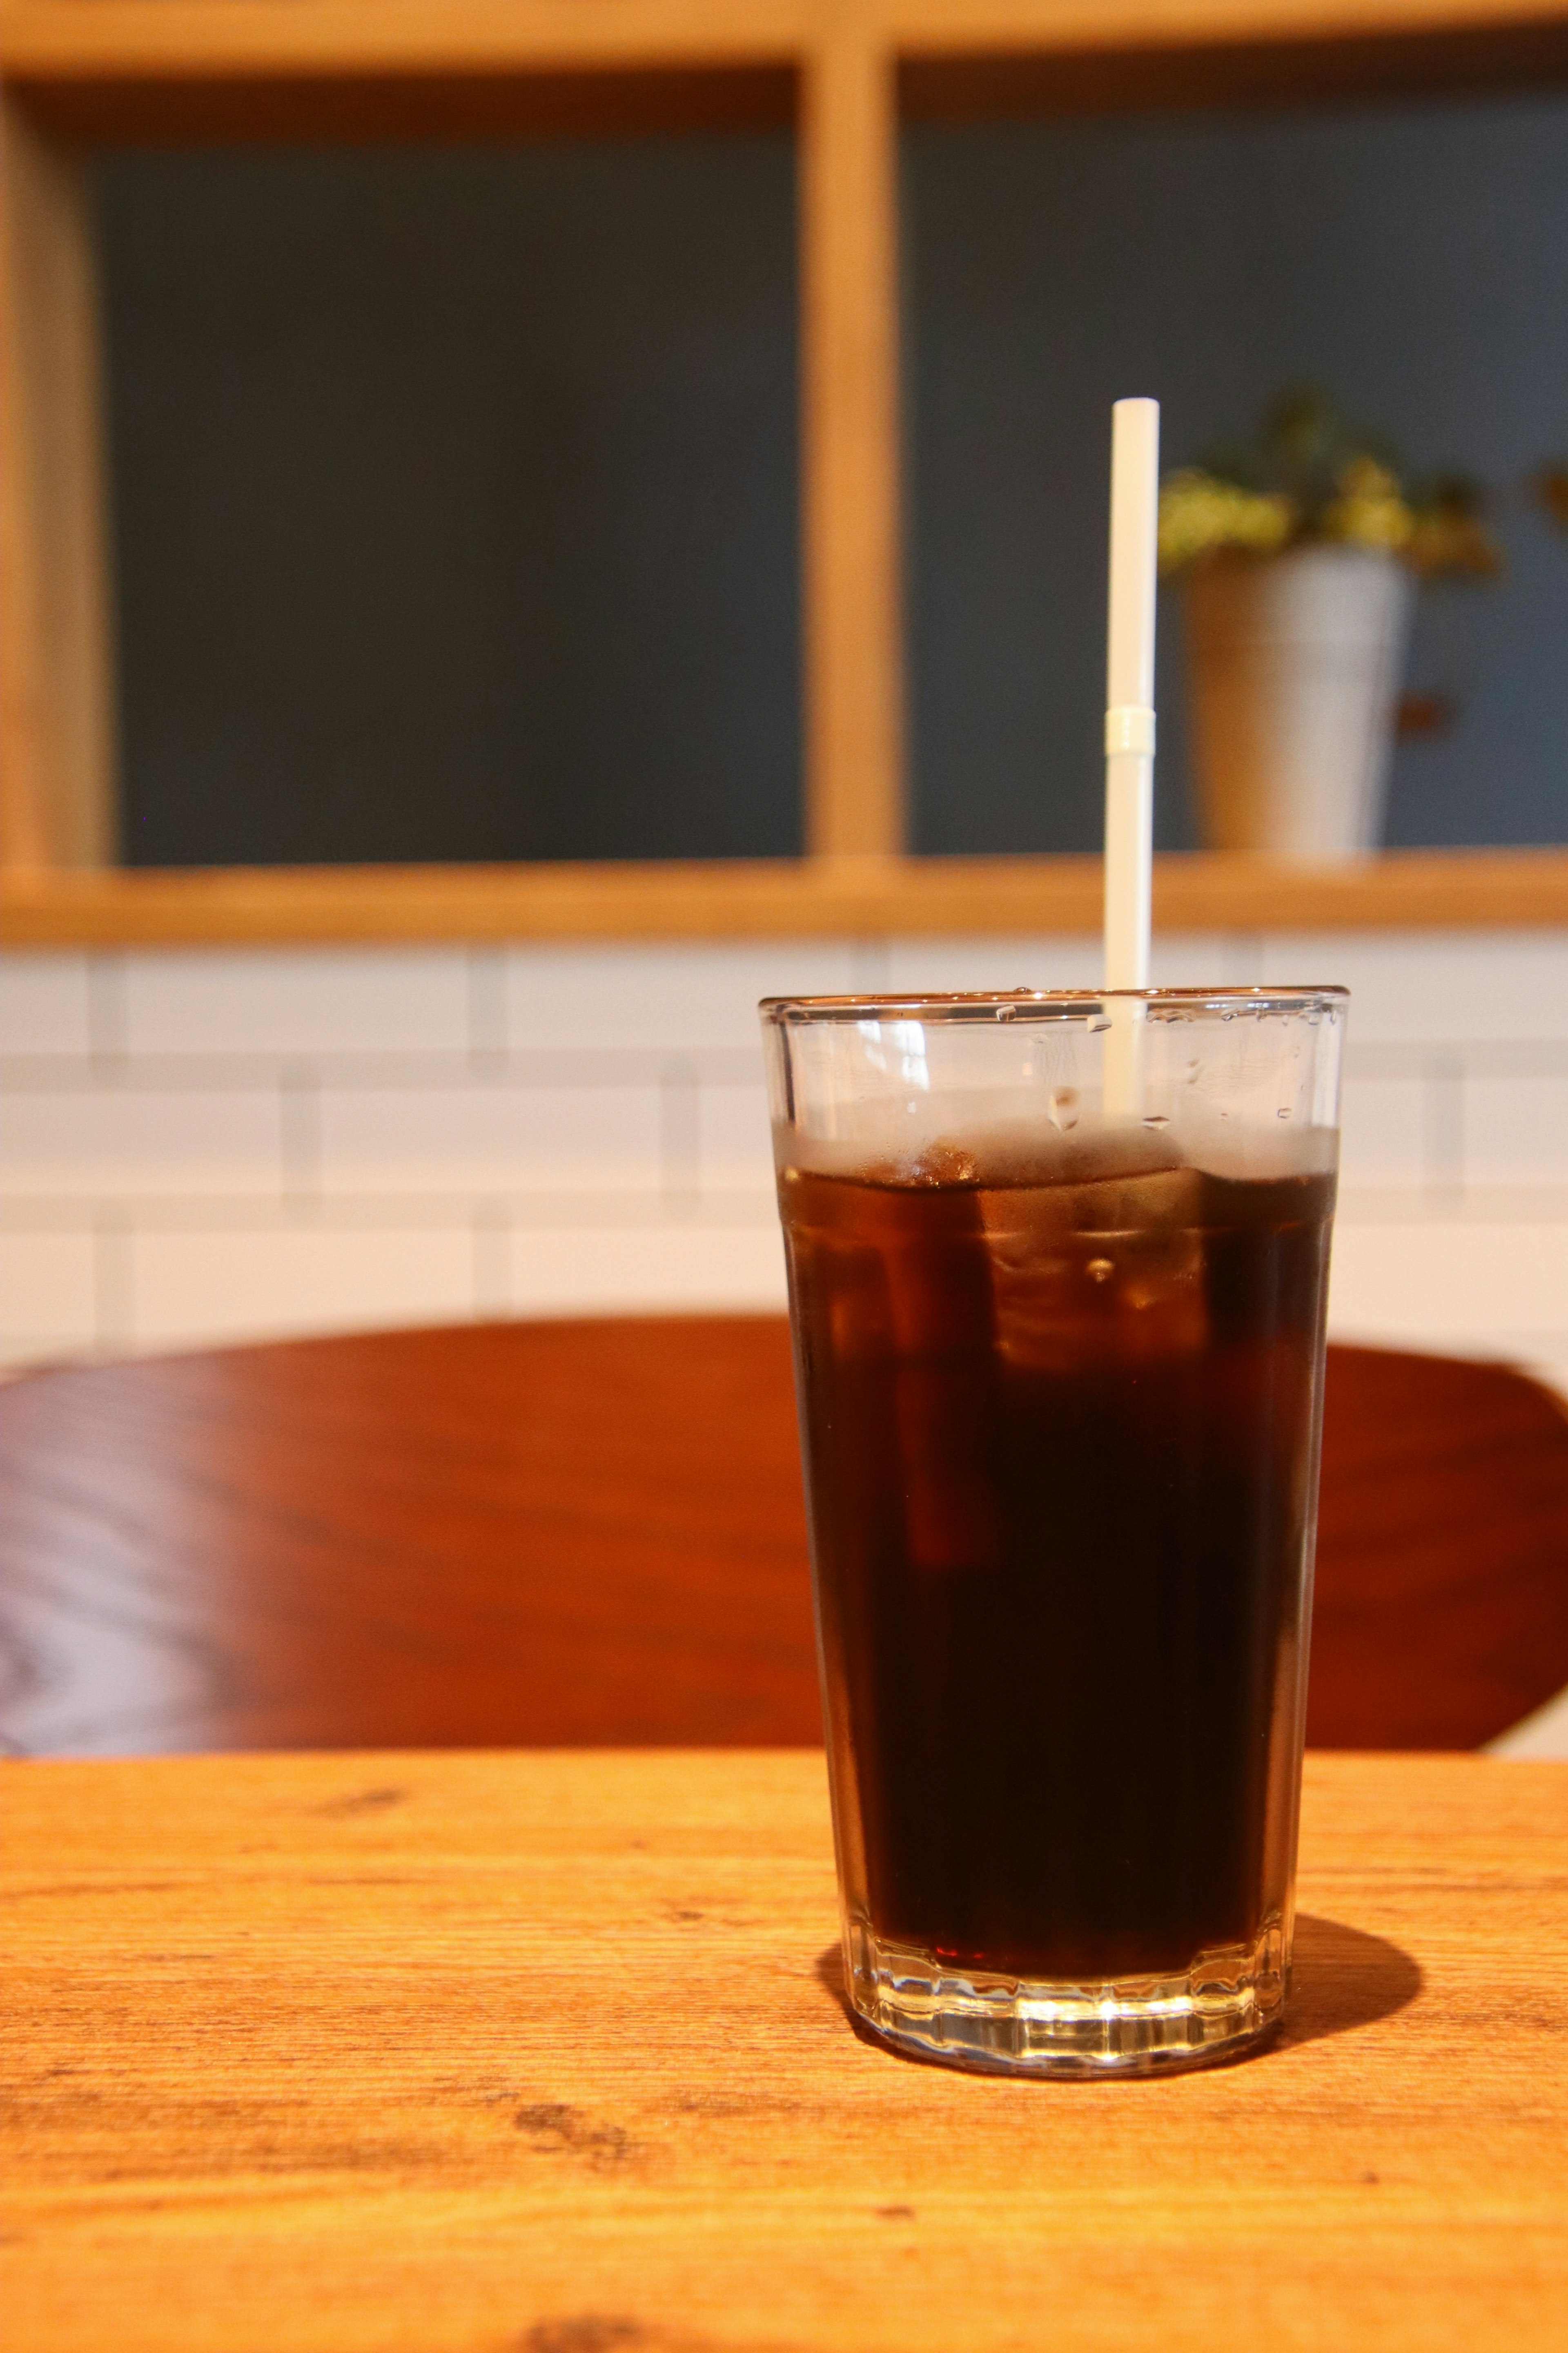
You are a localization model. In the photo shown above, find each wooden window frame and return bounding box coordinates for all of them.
[4,0,1568,941]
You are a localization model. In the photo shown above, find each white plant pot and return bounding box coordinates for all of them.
[1183,544,1414,859]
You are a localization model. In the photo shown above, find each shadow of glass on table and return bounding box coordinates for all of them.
[1279,1914,1424,2050]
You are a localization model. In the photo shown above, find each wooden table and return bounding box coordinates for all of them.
[7,1751,1567,2351]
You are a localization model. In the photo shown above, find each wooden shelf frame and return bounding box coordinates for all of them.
[4,0,1568,929]
[6,847,1568,947]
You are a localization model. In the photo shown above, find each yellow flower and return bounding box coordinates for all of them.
[1157,471,1295,573]
[1321,458,1414,553]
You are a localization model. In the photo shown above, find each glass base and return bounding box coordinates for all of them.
[844,1913,1289,2079]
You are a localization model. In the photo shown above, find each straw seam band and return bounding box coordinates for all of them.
[1105,706,1156,756]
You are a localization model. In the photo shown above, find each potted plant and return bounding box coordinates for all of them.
[1160,391,1499,859]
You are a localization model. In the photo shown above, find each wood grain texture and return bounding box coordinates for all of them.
[0,1318,815,1758]
[0,0,818,82]
[4,1747,1567,2353]
[0,96,115,871]
[4,1319,1568,1759]
[9,846,1568,944]
[1312,1344,1568,1748]
[800,24,905,856]
[6,0,1568,81]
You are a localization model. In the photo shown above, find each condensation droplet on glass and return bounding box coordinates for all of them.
[1087,1258,1114,1284]
[1143,1113,1170,1130]
[1276,1106,1292,1120]
[1088,1016,1111,1034]
[1049,1087,1080,1133]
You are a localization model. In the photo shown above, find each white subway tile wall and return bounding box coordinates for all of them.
[2,1086,285,1197]
[0,1228,97,1356]
[0,955,93,1059]
[126,1223,480,1354]
[120,947,474,1056]
[5,932,1568,1394]
[316,1082,667,1196]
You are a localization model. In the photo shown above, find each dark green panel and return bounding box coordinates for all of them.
[99,138,801,867]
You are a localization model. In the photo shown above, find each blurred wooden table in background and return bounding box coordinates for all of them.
[7,1747,1567,2353]
[4,1318,1568,1756]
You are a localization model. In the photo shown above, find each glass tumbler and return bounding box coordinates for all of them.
[762,988,1345,2076]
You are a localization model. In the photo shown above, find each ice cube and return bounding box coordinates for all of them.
[782,1163,997,1360]
[980,1165,1208,1375]
[866,1183,995,1359]
[792,1158,1000,1569]
[981,1163,1201,1249]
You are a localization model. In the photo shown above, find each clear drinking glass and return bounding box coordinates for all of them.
[762,988,1345,2077]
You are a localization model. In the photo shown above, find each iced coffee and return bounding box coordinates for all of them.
[764,990,1344,2076]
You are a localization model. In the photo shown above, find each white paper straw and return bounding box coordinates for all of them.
[1102,397,1159,1119]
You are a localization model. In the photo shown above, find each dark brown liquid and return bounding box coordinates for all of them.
[781,1150,1334,1983]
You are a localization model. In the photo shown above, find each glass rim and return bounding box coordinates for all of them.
[760,986,1348,1024]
